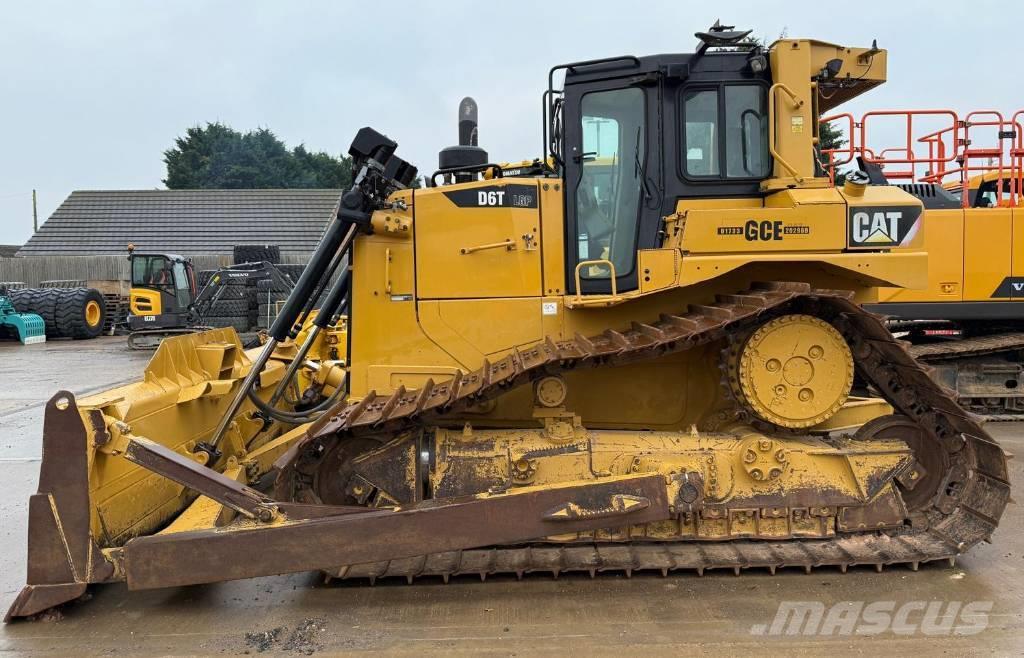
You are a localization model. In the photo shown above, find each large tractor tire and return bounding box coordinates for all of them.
[9,287,105,339]
[256,277,291,295]
[8,288,60,327]
[276,264,305,285]
[54,288,106,339]
[197,269,217,288]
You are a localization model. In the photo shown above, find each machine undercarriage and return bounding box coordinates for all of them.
[276,284,1008,581]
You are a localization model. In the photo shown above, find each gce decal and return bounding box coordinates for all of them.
[848,206,921,249]
[716,220,811,241]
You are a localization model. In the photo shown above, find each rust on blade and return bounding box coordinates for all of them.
[122,474,669,590]
[123,437,274,521]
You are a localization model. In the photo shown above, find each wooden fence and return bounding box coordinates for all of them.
[0,254,313,292]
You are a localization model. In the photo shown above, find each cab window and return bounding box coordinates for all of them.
[575,87,646,280]
[683,90,718,175]
[132,255,173,289]
[683,84,769,179]
[172,261,193,306]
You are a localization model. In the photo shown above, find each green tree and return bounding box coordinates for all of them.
[816,120,849,183]
[163,123,355,189]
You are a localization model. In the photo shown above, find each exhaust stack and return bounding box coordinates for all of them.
[439,96,489,184]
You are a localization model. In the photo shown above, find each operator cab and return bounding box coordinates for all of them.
[127,248,197,329]
[553,27,772,294]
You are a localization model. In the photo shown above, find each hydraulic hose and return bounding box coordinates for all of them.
[205,219,357,455]
[268,326,322,408]
[290,249,349,339]
[268,252,352,407]
[246,376,346,425]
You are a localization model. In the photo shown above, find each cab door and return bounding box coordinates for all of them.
[414,180,542,299]
[563,79,659,295]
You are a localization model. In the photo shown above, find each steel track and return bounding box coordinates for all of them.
[909,332,1024,362]
[276,282,1011,580]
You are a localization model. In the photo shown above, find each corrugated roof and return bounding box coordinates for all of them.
[17,189,341,256]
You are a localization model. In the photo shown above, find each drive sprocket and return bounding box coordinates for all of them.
[727,313,854,428]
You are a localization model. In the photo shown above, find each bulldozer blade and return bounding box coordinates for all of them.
[7,388,669,618]
[6,392,115,622]
[120,474,669,590]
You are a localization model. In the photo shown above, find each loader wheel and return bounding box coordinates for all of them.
[8,288,60,328]
[854,414,947,512]
[85,300,102,327]
[728,314,853,429]
[54,288,106,339]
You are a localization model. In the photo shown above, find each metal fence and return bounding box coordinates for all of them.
[0,254,313,288]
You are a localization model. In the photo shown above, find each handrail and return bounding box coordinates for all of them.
[819,106,1024,205]
[1012,111,1024,202]
[963,111,1009,206]
[819,112,855,185]
[460,239,516,255]
[859,110,960,168]
[767,83,805,181]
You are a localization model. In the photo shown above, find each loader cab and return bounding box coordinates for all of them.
[558,46,771,294]
[128,251,196,329]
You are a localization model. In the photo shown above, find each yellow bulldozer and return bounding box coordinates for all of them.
[6,25,1011,621]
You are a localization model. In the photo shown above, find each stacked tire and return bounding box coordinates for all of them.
[204,281,251,333]
[196,269,217,289]
[233,245,281,265]
[8,287,106,339]
[276,264,305,287]
[255,278,290,330]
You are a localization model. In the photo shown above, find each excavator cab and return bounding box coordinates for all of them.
[127,248,197,332]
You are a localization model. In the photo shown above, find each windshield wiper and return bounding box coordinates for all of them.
[633,126,653,200]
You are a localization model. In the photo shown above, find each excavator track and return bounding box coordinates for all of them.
[909,333,1024,420]
[909,332,1024,362]
[276,282,1011,581]
[127,327,208,350]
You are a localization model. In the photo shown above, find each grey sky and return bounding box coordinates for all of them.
[0,1,1017,245]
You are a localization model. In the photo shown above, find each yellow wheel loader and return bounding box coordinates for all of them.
[6,25,1010,621]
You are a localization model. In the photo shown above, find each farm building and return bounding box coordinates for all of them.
[2,189,340,287]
